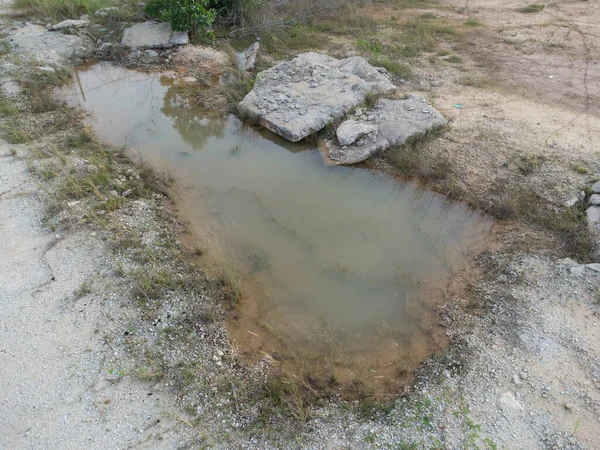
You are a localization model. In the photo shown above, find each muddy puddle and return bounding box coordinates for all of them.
[59,63,492,396]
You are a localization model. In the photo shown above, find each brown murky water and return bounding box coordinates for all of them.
[60,63,492,395]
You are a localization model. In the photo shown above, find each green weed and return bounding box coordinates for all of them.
[519,2,545,13]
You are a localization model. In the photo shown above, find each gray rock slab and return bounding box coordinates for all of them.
[51,19,89,31]
[121,21,189,48]
[238,52,396,142]
[9,24,91,65]
[322,95,447,165]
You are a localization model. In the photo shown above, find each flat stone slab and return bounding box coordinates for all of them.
[321,95,447,165]
[238,52,396,142]
[121,21,189,48]
[9,24,90,65]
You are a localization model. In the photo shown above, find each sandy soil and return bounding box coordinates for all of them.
[0,145,195,448]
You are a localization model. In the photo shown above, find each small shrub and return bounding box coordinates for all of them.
[465,19,481,26]
[571,165,588,175]
[519,2,545,13]
[517,154,545,176]
[145,0,217,42]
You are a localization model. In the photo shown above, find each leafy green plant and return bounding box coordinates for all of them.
[145,0,217,42]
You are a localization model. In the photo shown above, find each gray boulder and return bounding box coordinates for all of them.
[592,180,600,193]
[321,95,447,165]
[238,52,396,142]
[121,21,189,48]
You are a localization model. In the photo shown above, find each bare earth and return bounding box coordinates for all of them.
[1,0,600,449]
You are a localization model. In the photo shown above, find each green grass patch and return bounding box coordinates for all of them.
[1,118,33,143]
[464,19,481,26]
[519,2,545,13]
[13,0,120,20]
[260,24,329,58]
[457,73,488,87]
[0,99,20,117]
[445,54,462,63]
[391,20,456,57]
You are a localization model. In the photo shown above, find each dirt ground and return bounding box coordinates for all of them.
[1,0,600,448]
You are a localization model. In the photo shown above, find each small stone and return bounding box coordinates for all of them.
[500,392,523,411]
[590,194,600,205]
[592,180,600,193]
[513,373,522,385]
[87,164,98,174]
[212,355,220,362]
[244,42,259,72]
[519,372,528,380]
[51,19,90,31]
[122,189,133,197]
[431,81,440,87]
[564,191,585,207]
[95,6,119,17]
[586,206,600,229]
[336,120,376,146]
[38,66,55,73]
[144,49,158,57]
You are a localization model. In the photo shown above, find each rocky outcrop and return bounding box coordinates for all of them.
[321,95,447,165]
[8,23,91,65]
[121,21,189,49]
[238,52,396,142]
